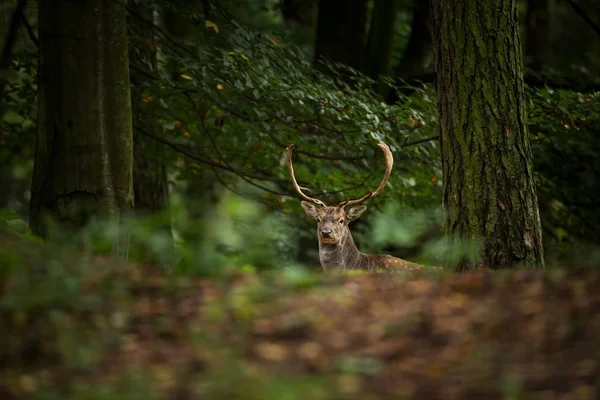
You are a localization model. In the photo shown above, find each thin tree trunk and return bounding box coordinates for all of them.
[160,0,222,238]
[282,0,318,28]
[364,0,398,94]
[388,0,432,103]
[314,0,368,71]
[431,0,544,270]
[31,0,133,254]
[0,0,29,101]
[526,0,550,73]
[129,3,173,261]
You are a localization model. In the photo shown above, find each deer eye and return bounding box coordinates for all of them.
[316,218,321,222]
[338,219,344,224]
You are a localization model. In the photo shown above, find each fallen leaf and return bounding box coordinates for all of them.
[297,342,322,360]
[254,342,288,361]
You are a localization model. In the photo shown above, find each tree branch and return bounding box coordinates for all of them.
[403,135,439,147]
[20,11,38,47]
[565,0,600,38]
[389,71,600,97]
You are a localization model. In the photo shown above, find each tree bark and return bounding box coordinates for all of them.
[133,133,170,217]
[364,0,398,94]
[314,0,368,71]
[31,0,133,253]
[526,0,550,73]
[431,0,544,270]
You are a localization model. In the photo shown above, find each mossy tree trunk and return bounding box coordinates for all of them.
[364,0,398,95]
[314,0,368,71]
[31,0,133,253]
[431,0,544,270]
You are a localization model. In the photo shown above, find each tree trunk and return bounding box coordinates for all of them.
[314,0,368,71]
[133,134,169,216]
[388,0,432,103]
[129,3,173,259]
[364,0,398,94]
[431,0,544,270]
[31,0,133,254]
[160,0,222,241]
[525,0,550,73]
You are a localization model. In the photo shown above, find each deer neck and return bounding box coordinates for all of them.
[318,230,362,271]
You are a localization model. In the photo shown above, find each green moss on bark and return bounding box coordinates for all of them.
[431,0,544,270]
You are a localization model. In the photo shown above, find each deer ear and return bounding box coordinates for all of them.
[346,205,367,221]
[301,201,319,219]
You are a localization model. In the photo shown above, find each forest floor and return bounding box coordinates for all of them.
[2,234,600,399]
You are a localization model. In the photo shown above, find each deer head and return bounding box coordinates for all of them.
[285,143,394,247]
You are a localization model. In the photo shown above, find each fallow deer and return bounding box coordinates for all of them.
[286,143,432,272]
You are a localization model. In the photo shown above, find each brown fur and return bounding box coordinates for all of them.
[301,202,431,272]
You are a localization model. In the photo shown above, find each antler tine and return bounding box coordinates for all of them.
[286,145,327,207]
[338,143,394,208]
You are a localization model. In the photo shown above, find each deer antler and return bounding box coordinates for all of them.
[338,143,394,208]
[286,145,327,207]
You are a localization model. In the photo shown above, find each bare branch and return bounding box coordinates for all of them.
[403,135,439,147]
[565,0,600,38]
[183,92,294,197]
[20,9,38,47]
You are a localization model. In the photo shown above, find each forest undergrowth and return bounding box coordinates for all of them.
[2,230,600,399]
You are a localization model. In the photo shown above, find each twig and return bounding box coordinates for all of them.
[184,92,294,197]
[136,125,284,182]
[138,123,385,202]
[565,0,600,37]
[125,5,196,58]
[403,135,439,147]
[264,129,367,161]
[21,11,38,47]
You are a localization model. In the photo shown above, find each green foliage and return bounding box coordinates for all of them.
[0,51,36,217]
[528,88,600,263]
[133,14,441,203]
